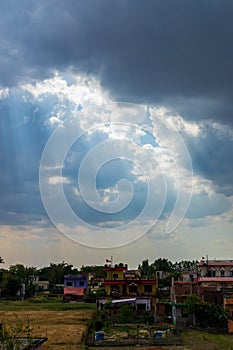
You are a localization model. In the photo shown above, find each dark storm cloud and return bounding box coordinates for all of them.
[183,125,233,196]
[1,0,233,123]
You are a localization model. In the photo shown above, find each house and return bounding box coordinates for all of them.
[63,274,88,301]
[182,271,199,283]
[198,259,233,292]
[37,280,49,292]
[199,259,233,278]
[104,264,157,297]
[88,273,105,294]
[97,296,152,311]
[28,275,39,284]
[101,263,157,311]
[164,260,233,325]
[170,260,233,305]
[198,260,233,333]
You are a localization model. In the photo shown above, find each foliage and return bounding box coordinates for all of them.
[81,265,106,278]
[95,288,106,297]
[184,294,230,328]
[3,277,22,298]
[1,264,38,299]
[118,304,134,323]
[142,311,154,324]
[103,298,113,309]
[138,259,156,278]
[184,294,201,314]
[173,260,199,271]
[9,264,37,283]
[0,315,32,349]
[159,271,183,288]
[38,261,77,286]
[85,291,97,303]
[138,258,197,288]
[152,258,174,272]
[0,298,96,311]
[94,320,103,331]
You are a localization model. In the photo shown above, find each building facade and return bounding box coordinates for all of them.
[101,263,157,310]
[63,274,88,301]
[198,260,233,289]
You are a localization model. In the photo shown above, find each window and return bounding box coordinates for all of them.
[113,273,118,279]
[144,285,152,293]
[210,269,216,277]
[66,281,73,287]
[230,271,233,277]
[221,270,225,277]
[189,274,194,282]
[111,286,120,292]
[137,303,146,311]
[79,281,84,286]
[129,285,137,293]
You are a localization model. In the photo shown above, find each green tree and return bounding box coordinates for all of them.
[184,294,201,326]
[81,265,106,278]
[138,259,155,278]
[38,261,78,287]
[8,264,38,298]
[184,294,230,328]
[118,304,134,323]
[9,264,37,284]
[174,260,198,271]
[152,258,173,272]
[184,294,201,313]
[5,277,22,298]
[9,264,26,281]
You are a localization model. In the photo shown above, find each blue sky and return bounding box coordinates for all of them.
[0,0,233,268]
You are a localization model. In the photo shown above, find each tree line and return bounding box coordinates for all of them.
[0,258,198,299]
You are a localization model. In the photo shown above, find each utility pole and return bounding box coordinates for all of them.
[0,258,5,298]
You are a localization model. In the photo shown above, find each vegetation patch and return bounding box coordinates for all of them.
[0,301,95,349]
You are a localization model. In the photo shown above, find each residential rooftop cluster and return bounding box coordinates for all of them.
[1,257,233,331]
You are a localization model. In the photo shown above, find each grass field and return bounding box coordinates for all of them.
[0,298,96,349]
[0,297,96,311]
[182,330,233,350]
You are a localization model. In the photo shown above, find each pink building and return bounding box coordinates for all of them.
[198,259,233,288]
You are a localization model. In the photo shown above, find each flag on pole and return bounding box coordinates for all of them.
[106,259,111,263]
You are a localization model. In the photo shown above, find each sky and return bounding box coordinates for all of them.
[0,0,233,269]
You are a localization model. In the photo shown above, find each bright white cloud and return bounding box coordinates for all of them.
[21,72,110,108]
[166,114,200,137]
[48,176,70,185]
[0,87,9,99]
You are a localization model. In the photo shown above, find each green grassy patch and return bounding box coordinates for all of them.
[0,298,96,311]
[182,330,233,350]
